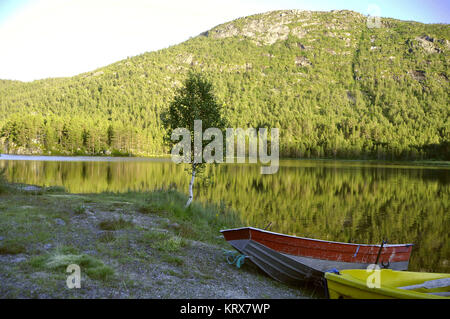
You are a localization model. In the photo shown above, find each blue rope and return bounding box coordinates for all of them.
[223,250,247,268]
[236,255,246,268]
[325,268,340,275]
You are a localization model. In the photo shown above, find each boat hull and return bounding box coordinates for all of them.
[221,227,413,284]
[325,269,450,299]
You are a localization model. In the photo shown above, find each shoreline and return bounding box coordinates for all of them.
[1,153,448,168]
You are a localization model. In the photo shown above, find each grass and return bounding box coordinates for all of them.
[98,231,116,243]
[139,229,169,242]
[98,217,134,231]
[96,188,242,245]
[0,240,26,255]
[43,186,66,193]
[136,189,242,245]
[161,254,184,266]
[0,167,10,194]
[138,202,165,214]
[138,230,188,252]
[153,235,187,252]
[28,246,115,281]
[0,202,71,251]
[73,204,87,215]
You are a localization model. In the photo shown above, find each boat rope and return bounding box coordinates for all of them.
[325,268,340,275]
[223,249,248,268]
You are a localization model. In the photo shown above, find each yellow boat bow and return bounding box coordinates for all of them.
[325,269,450,299]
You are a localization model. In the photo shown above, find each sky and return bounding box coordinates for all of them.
[0,0,448,82]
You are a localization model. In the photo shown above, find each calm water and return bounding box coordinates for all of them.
[1,154,449,273]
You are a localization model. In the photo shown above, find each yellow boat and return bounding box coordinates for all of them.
[324,269,450,299]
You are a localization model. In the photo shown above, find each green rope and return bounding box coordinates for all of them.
[223,249,247,268]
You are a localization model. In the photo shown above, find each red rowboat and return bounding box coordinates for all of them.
[221,227,414,284]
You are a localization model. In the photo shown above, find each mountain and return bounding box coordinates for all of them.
[0,10,449,159]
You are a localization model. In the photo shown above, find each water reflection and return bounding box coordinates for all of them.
[0,155,448,273]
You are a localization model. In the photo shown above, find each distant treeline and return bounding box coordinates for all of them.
[0,114,448,160]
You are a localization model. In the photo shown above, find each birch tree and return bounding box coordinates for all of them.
[162,72,226,208]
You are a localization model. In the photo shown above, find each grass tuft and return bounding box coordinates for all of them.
[161,254,184,266]
[153,235,186,252]
[138,202,165,214]
[138,230,188,253]
[98,217,134,231]
[0,240,26,255]
[73,204,87,215]
[98,231,116,243]
[28,246,115,281]
[44,186,66,193]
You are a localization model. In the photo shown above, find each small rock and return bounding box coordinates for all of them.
[21,186,42,191]
[55,218,66,226]
[13,257,26,263]
[294,56,312,67]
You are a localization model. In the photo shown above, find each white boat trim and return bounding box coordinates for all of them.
[220,226,414,247]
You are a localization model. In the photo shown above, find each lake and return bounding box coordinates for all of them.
[0,154,448,273]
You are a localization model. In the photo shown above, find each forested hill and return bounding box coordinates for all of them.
[0,10,449,159]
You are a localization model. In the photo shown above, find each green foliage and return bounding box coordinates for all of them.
[0,10,448,160]
[162,71,227,165]
[163,72,227,136]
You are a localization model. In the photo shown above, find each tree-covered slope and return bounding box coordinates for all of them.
[0,10,449,159]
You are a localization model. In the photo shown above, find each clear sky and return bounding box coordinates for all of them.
[0,0,448,82]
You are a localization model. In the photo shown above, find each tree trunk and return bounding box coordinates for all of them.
[185,164,196,208]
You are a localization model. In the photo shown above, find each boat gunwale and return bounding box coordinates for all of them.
[220,227,414,248]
